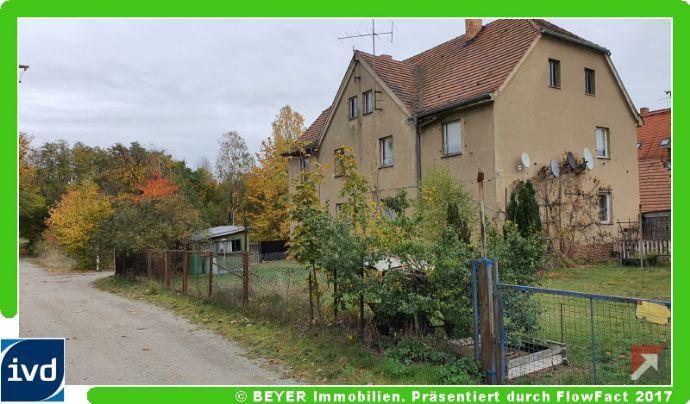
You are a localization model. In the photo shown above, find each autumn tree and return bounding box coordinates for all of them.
[244,106,305,240]
[19,133,46,241]
[45,181,113,267]
[215,131,254,224]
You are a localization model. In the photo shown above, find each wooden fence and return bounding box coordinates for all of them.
[614,239,671,262]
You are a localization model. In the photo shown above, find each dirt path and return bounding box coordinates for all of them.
[19,259,293,385]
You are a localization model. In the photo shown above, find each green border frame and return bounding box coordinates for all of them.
[2,0,687,401]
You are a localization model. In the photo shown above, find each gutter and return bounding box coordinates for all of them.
[539,28,610,55]
[415,93,494,122]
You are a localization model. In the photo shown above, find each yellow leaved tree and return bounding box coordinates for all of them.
[45,181,113,267]
[244,105,305,240]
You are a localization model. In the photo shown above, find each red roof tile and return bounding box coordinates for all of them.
[638,159,671,213]
[637,108,671,161]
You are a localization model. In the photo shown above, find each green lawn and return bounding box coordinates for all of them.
[542,263,671,300]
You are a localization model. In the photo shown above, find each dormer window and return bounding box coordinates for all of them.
[660,138,670,147]
[348,96,359,119]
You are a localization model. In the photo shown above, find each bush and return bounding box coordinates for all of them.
[439,357,482,384]
[386,337,451,365]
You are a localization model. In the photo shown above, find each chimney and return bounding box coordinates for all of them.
[640,107,649,114]
[465,19,483,40]
[379,54,393,61]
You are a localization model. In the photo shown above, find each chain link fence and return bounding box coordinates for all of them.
[498,284,671,385]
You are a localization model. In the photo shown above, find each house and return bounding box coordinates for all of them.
[191,225,248,255]
[636,107,671,240]
[288,19,642,254]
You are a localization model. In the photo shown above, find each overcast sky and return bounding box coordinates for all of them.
[18,18,672,167]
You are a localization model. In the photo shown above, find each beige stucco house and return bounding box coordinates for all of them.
[288,19,641,251]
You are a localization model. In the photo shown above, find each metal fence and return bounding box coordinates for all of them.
[469,258,671,385]
[115,249,318,325]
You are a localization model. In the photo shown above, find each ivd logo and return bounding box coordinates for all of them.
[0,339,64,402]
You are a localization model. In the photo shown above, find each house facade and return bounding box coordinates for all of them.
[636,107,671,240]
[288,19,641,248]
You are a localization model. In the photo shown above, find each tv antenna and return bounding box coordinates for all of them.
[337,19,395,57]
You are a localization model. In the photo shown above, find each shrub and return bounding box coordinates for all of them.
[439,357,482,384]
[385,337,452,365]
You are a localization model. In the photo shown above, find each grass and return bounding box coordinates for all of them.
[94,275,457,385]
[542,263,671,300]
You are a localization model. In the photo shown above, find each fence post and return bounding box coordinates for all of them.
[242,250,249,309]
[492,261,505,384]
[471,262,480,361]
[589,298,598,384]
[147,251,152,281]
[182,250,189,293]
[208,251,214,299]
[477,258,498,384]
[164,251,171,289]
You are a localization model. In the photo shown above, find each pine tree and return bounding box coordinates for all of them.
[506,180,542,237]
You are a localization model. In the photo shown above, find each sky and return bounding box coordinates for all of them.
[18,18,672,168]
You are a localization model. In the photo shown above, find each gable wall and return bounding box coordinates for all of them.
[316,60,418,214]
[493,36,640,234]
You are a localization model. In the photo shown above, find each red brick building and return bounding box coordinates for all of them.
[636,107,671,240]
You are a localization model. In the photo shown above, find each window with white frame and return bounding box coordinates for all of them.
[363,90,374,114]
[595,127,609,158]
[598,191,611,224]
[348,96,359,119]
[548,59,561,88]
[380,136,394,167]
[443,121,462,156]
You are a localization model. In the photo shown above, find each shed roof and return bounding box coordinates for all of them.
[191,225,245,241]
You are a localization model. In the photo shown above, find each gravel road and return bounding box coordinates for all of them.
[19,259,292,385]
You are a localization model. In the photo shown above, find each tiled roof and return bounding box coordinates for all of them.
[638,159,671,213]
[300,107,331,145]
[299,19,607,146]
[637,108,671,161]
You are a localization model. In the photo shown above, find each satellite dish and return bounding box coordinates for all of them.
[583,147,594,170]
[566,152,577,170]
[550,159,560,177]
[521,152,531,168]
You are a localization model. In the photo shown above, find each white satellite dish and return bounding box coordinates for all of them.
[583,147,594,170]
[521,152,531,168]
[550,159,560,177]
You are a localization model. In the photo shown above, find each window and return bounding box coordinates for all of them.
[636,142,642,150]
[335,203,343,215]
[363,90,374,114]
[348,96,359,119]
[231,239,241,252]
[548,59,561,88]
[300,156,310,171]
[585,68,596,95]
[334,148,345,177]
[595,127,609,158]
[443,121,462,156]
[379,136,394,167]
[598,192,611,224]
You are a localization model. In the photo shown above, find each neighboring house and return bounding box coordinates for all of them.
[191,225,247,255]
[288,19,641,249]
[636,107,671,240]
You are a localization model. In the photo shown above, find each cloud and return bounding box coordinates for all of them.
[18,18,672,166]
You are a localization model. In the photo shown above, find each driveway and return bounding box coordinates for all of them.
[19,259,292,385]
